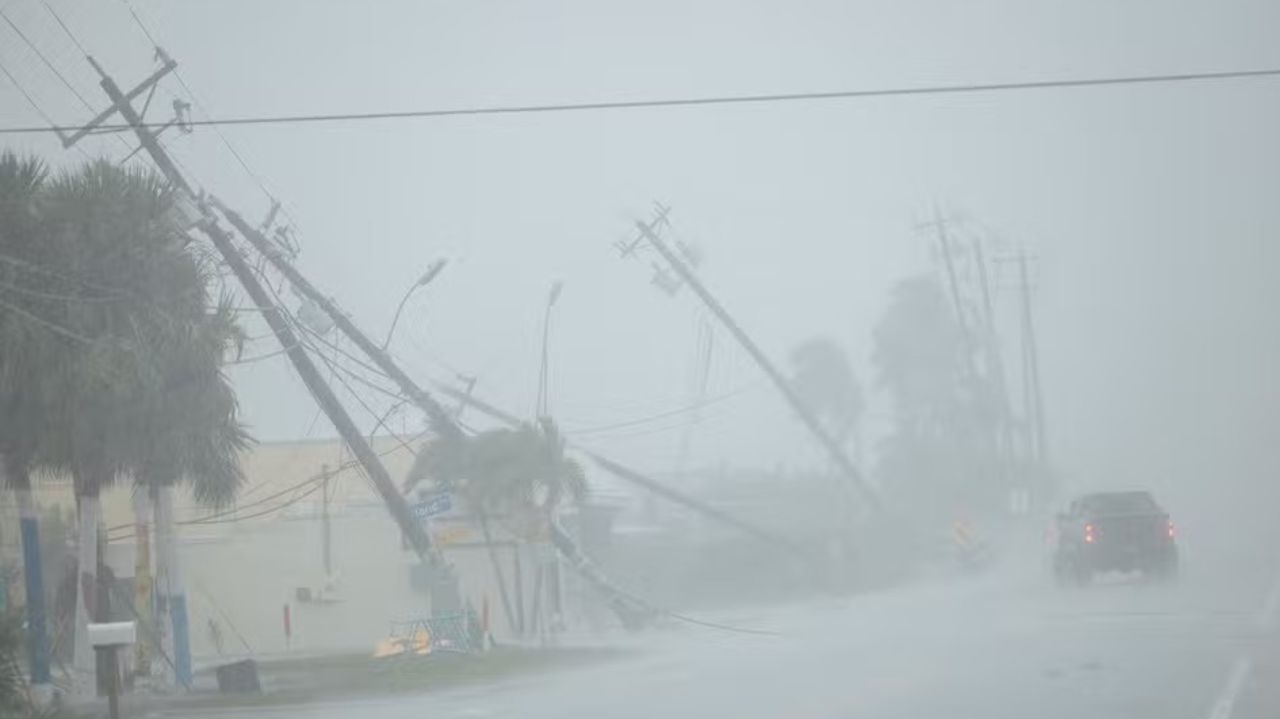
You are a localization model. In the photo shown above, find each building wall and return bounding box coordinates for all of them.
[12,435,562,664]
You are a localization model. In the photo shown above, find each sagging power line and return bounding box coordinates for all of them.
[2,65,1279,136]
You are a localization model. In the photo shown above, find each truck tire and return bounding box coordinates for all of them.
[1071,557,1092,586]
[1149,555,1179,583]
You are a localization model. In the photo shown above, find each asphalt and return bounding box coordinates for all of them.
[149,504,1280,719]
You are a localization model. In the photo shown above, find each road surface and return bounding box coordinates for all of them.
[161,505,1280,719]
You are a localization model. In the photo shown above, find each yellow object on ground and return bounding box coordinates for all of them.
[372,638,406,659]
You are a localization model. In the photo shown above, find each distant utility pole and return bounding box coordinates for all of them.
[68,55,446,578]
[970,233,1017,477]
[624,206,879,512]
[1015,248,1049,468]
[929,213,1016,485]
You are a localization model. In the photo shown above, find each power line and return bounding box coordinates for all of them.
[119,0,304,232]
[0,50,92,161]
[0,294,96,344]
[0,52,56,126]
[105,423,433,542]
[41,2,88,59]
[565,383,756,436]
[0,251,128,298]
[3,65,1279,136]
[0,8,95,112]
[0,278,121,304]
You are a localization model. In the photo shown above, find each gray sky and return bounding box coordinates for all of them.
[3,0,1279,504]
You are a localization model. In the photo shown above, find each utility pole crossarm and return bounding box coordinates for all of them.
[632,218,880,511]
[62,56,177,149]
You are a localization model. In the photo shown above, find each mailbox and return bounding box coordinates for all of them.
[87,622,136,648]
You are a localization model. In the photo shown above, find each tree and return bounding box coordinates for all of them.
[0,151,55,700]
[789,337,865,456]
[407,419,586,636]
[2,159,249,684]
[125,262,249,686]
[871,275,993,520]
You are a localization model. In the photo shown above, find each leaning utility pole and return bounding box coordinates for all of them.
[630,211,879,511]
[970,233,1017,479]
[932,212,982,386]
[1015,248,1048,467]
[214,205,464,444]
[214,189,824,559]
[73,57,445,577]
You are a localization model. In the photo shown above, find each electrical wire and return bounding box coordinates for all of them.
[0,51,92,161]
[316,348,420,459]
[119,0,305,233]
[0,294,96,344]
[0,251,130,298]
[105,423,432,542]
[565,383,756,436]
[4,65,1280,136]
[41,3,88,58]
[1,5,132,157]
[0,277,121,304]
[0,8,95,112]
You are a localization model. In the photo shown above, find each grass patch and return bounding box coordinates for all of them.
[154,645,629,711]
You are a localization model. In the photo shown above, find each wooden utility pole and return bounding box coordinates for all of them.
[971,234,1017,482]
[218,192,819,559]
[213,205,464,444]
[78,58,446,578]
[631,214,880,511]
[1016,248,1048,467]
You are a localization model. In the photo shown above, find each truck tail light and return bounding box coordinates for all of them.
[1167,521,1175,539]
[1084,523,1095,544]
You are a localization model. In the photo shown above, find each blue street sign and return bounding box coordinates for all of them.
[411,492,453,520]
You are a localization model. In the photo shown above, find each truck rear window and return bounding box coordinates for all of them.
[1080,492,1159,515]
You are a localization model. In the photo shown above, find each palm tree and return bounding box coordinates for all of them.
[127,292,249,686]
[405,418,654,636]
[0,151,55,699]
[28,160,248,683]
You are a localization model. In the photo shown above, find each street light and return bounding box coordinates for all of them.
[382,259,448,350]
[535,281,564,419]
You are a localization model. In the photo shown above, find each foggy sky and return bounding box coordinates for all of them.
[2,0,1278,508]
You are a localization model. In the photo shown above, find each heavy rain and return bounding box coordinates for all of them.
[1,2,1278,718]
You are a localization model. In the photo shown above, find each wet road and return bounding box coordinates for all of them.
[167,509,1280,719]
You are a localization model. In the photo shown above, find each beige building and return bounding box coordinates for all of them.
[9,435,571,666]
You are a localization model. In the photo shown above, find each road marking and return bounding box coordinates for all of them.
[1207,657,1252,719]
[1257,574,1280,631]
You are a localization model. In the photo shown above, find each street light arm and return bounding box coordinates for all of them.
[381,259,448,351]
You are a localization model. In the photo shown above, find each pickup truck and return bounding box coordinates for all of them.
[1051,491,1178,585]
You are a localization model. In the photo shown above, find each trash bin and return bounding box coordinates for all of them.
[215,659,261,694]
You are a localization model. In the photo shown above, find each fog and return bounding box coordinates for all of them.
[2,0,1279,716]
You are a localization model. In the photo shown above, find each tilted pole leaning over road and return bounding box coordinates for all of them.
[216,190,820,563]
[80,52,826,580]
[630,212,880,511]
[214,204,466,446]
[81,57,445,576]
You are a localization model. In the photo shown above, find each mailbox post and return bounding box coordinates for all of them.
[88,622,135,719]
